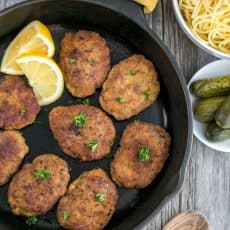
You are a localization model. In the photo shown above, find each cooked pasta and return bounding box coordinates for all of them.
[179,0,230,54]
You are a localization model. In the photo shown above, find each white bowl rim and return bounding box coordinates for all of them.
[172,0,230,60]
[188,59,230,153]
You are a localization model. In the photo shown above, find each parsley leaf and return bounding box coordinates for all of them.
[95,193,105,202]
[76,98,90,105]
[34,118,42,125]
[69,58,76,64]
[138,146,150,161]
[143,90,151,100]
[130,69,136,75]
[106,152,113,159]
[116,97,125,104]
[74,112,86,128]
[63,211,70,220]
[88,141,98,152]
[34,169,52,180]
[89,59,97,66]
[19,108,26,117]
[26,217,38,226]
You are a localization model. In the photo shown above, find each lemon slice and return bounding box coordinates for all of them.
[16,54,64,106]
[1,20,55,75]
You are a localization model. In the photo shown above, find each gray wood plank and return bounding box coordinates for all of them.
[0,0,6,10]
[194,140,230,230]
[0,1,228,230]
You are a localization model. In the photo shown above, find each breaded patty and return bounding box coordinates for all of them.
[110,121,171,188]
[0,131,29,186]
[57,169,118,230]
[0,75,40,130]
[59,30,111,98]
[49,105,116,161]
[100,55,160,120]
[8,154,70,216]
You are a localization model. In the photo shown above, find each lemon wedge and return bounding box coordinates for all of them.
[1,20,55,75]
[134,0,159,13]
[16,54,64,106]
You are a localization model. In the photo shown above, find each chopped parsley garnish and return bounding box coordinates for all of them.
[44,108,49,112]
[95,193,105,202]
[143,90,151,100]
[116,97,125,104]
[34,169,52,180]
[69,58,76,64]
[34,118,42,125]
[76,98,90,105]
[130,69,136,75]
[74,112,86,128]
[19,108,26,117]
[88,141,98,152]
[106,152,113,159]
[89,58,97,66]
[63,211,70,220]
[26,216,38,226]
[138,146,150,161]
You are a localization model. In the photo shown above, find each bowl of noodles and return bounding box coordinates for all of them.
[172,0,230,59]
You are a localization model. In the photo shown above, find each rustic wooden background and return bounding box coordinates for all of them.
[0,0,229,229]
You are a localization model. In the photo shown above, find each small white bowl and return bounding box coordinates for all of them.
[172,0,230,60]
[188,60,230,152]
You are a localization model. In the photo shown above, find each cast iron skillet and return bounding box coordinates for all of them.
[0,0,193,229]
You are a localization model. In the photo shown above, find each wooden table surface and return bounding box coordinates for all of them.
[0,0,229,229]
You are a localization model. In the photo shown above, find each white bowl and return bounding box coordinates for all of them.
[188,60,230,152]
[172,0,230,60]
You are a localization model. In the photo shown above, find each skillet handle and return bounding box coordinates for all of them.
[82,0,149,30]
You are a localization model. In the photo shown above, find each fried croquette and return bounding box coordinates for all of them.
[0,131,29,186]
[110,121,171,188]
[59,30,111,98]
[100,55,160,120]
[8,154,70,216]
[49,105,116,161]
[0,75,40,130]
[57,168,118,230]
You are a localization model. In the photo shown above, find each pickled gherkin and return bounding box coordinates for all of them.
[193,96,226,122]
[206,123,230,142]
[215,95,230,129]
[190,76,230,98]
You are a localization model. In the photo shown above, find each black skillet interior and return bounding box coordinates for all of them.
[0,0,192,229]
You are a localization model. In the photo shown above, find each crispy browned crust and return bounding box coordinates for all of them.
[0,131,29,186]
[57,169,118,230]
[110,121,171,188]
[0,75,40,130]
[49,105,116,161]
[99,55,160,120]
[59,30,111,98]
[8,154,70,216]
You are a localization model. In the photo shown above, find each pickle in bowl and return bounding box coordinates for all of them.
[190,76,230,98]
[193,96,226,123]
[215,95,230,129]
[206,122,230,142]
